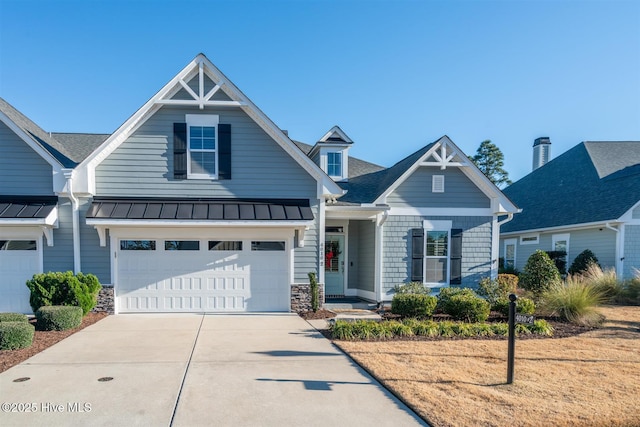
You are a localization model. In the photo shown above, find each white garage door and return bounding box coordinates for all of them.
[116,238,290,312]
[0,239,39,314]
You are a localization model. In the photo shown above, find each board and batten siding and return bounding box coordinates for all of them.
[78,199,111,284]
[0,121,54,195]
[95,106,316,198]
[382,215,493,298]
[43,198,74,273]
[386,167,490,208]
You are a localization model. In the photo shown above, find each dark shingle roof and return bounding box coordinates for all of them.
[0,97,76,167]
[51,133,110,163]
[292,140,384,179]
[502,141,640,233]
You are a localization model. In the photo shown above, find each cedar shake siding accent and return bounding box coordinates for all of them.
[623,225,640,278]
[0,121,54,195]
[386,167,490,208]
[95,106,316,198]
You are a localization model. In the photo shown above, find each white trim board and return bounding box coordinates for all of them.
[389,207,494,217]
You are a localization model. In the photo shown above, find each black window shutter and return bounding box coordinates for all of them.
[218,124,232,180]
[410,228,424,282]
[173,123,187,179]
[450,228,463,285]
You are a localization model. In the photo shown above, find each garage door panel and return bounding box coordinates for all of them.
[0,243,39,314]
[116,238,289,313]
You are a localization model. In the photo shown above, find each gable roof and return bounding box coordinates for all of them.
[51,133,110,164]
[75,54,343,197]
[501,141,640,233]
[0,97,74,168]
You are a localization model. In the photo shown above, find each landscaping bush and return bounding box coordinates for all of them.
[568,249,600,276]
[26,271,101,315]
[308,272,319,312]
[539,278,607,326]
[519,250,561,296]
[436,287,477,311]
[579,264,621,302]
[0,313,28,322]
[35,306,83,331]
[493,296,536,317]
[441,292,490,323]
[477,274,519,306]
[0,321,35,350]
[545,250,568,275]
[391,294,437,318]
[393,282,431,295]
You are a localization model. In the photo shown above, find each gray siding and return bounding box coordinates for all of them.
[96,106,316,198]
[633,205,640,219]
[0,121,54,195]
[348,222,359,289]
[623,225,640,279]
[354,220,375,292]
[386,167,490,208]
[500,227,617,272]
[43,198,74,273]
[382,215,493,297]
[79,199,111,284]
[294,202,319,282]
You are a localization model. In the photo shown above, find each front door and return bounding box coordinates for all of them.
[325,235,344,296]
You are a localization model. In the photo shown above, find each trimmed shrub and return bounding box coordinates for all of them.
[493,296,536,317]
[545,250,567,275]
[569,249,600,276]
[519,250,561,295]
[308,272,319,312]
[477,274,519,306]
[441,293,490,323]
[26,271,101,315]
[0,313,29,322]
[436,287,477,311]
[35,306,83,331]
[391,294,437,318]
[539,278,607,326]
[0,321,35,350]
[393,282,431,295]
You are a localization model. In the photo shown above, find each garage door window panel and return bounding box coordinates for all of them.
[0,240,37,250]
[121,240,156,250]
[165,240,200,251]
[251,241,286,251]
[209,241,243,251]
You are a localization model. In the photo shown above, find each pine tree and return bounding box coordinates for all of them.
[471,140,512,187]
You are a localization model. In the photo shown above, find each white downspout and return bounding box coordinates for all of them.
[605,223,622,278]
[491,213,514,279]
[63,169,81,273]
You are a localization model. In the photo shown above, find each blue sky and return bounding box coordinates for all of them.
[1,0,638,182]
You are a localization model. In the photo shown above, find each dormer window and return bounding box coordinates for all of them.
[327,152,342,177]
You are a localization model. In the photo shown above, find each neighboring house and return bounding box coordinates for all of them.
[500,141,640,279]
[0,54,518,314]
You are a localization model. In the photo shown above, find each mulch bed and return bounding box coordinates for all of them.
[299,309,337,320]
[0,312,108,374]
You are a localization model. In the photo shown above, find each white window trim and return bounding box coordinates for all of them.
[552,233,570,256]
[327,151,343,178]
[186,114,219,179]
[423,220,452,286]
[432,175,445,193]
[520,234,539,245]
[504,238,517,270]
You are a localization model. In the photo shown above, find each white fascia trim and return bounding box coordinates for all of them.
[0,206,58,228]
[500,220,624,237]
[85,219,314,228]
[325,205,389,220]
[389,207,494,217]
[618,199,640,222]
[319,126,354,144]
[0,111,63,172]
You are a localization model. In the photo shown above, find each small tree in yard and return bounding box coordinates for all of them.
[519,250,561,296]
[569,249,600,276]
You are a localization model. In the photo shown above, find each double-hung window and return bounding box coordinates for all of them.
[327,152,342,177]
[423,220,452,285]
[187,114,218,179]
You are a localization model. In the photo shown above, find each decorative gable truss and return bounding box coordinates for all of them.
[74,54,343,199]
[420,138,469,170]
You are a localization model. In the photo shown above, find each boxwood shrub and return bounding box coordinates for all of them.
[0,313,29,323]
[391,294,437,318]
[26,271,101,315]
[493,297,536,317]
[438,288,490,322]
[0,321,35,350]
[36,306,83,331]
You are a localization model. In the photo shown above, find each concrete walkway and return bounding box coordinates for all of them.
[0,314,426,426]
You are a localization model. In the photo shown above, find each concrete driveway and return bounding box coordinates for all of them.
[0,314,426,426]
